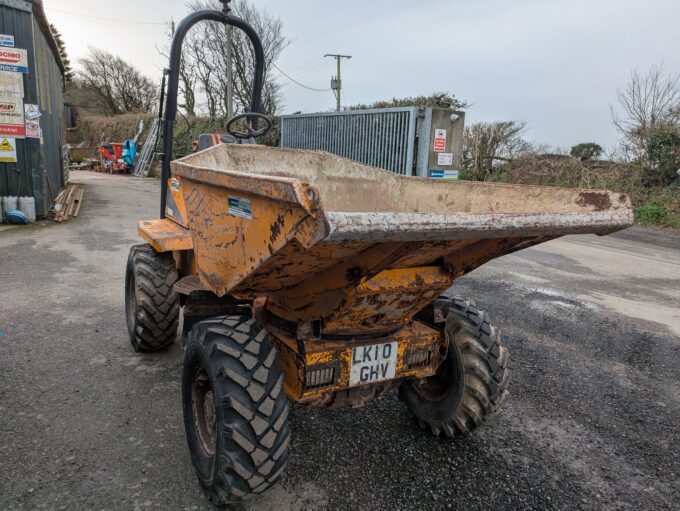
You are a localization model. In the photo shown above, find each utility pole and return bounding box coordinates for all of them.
[222,0,234,118]
[226,24,233,118]
[325,54,352,111]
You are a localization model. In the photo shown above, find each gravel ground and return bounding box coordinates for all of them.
[0,172,678,511]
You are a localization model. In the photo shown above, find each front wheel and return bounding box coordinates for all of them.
[182,316,290,505]
[125,244,179,352]
[399,297,510,437]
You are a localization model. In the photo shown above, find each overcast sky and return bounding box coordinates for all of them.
[45,0,680,151]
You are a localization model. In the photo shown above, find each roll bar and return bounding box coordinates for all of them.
[159,0,265,218]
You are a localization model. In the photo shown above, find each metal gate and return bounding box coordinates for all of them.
[280,107,419,175]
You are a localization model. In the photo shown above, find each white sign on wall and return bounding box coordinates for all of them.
[0,48,28,73]
[437,152,453,166]
[0,71,23,97]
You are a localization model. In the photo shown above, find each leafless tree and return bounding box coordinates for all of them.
[611,63,680,162]
[158,23,204,117]
[167,0,287,118]
[77,47,157,115]
[463,121,532,180]
[176,35,199,117]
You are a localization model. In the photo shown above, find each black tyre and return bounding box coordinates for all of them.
[399,297,510,437]
[125,244,179,352]
[182,316,290,505]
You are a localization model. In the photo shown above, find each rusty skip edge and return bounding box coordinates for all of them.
[173,160,634,245]
[322,210,635,243]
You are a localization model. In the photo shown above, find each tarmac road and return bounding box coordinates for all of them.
[1,172,678,511]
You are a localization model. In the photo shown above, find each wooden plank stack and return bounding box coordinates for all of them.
[51,184,85,222]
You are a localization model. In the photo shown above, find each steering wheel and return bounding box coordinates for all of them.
[226,112,273,140]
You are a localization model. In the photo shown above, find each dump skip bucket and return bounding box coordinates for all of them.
[171,144,633,298]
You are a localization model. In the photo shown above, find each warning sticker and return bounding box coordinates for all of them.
[24,103,41,120]
[0,137,17,162]
[25,120,40,138]
[433,128,447,152]
[228,196,253,220]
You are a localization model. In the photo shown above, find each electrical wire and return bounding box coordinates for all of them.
[54,7,331,95]
[294,62,330,80]
[45,7,166,26]
[271,63,331,92]
[289,57,326,75]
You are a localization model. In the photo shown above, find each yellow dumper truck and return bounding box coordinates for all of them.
[125,0,633,505]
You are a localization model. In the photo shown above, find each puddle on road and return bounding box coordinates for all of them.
[505,271,550,284]
[580,291,680,338]
[509,285,599,315]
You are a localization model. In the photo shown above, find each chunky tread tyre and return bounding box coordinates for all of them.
[399,297,510,437]
[182,316,290,506]
[125,243,179,352]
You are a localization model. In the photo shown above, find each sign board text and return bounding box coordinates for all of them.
[0,48,28,73]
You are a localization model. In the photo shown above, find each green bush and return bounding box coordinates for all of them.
[570,142,603,160]
[635,203,668,224]
[645,124,680,186]
[492,172,509,183]
[458,169,475,181]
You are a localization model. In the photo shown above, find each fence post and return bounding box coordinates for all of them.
[416,107,433,178]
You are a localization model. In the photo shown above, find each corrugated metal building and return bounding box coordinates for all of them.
[0,0,65,218]
[281,108,465,178]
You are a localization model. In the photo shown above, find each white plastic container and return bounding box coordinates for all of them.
[2,196,17,221]
[18,196,36,223]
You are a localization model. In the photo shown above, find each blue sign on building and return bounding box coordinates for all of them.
[0,34,15,47]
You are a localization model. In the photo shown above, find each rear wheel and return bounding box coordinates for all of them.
[182,316,290,505]
[399,297,510,437]
[125,244,179,352]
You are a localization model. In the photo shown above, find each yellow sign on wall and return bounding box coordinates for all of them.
[0,137,17,162]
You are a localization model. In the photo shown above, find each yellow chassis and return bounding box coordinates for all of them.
[139,179,450,406]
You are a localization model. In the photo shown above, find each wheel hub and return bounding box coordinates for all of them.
[192,367,217,457]
[125,273,137,335]
[412,358,452,401]
[412,336,455,402]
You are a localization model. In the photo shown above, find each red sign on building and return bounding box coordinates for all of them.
[0,123,26,137]
[0,94,25,138]
[433,128,447,152]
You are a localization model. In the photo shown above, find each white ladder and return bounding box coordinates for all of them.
[134,118,161,177]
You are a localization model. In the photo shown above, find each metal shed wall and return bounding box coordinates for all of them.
[32,12,64,216]
[0,0,64,217]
